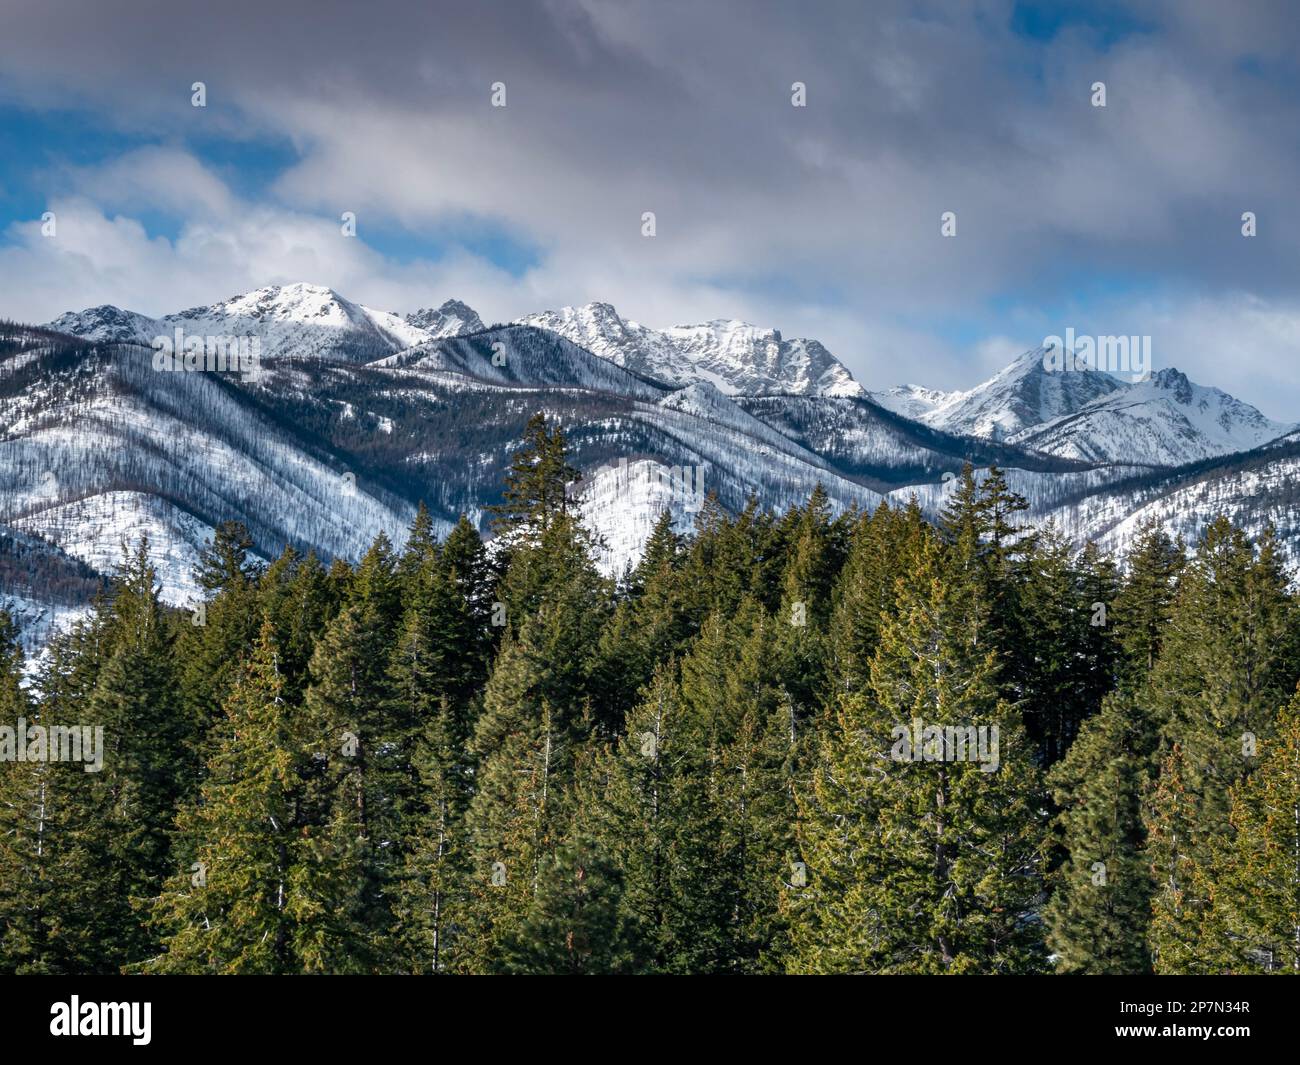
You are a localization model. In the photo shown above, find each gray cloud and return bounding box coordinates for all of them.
[2,0,1299,411]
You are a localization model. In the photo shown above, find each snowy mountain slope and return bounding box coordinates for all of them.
[655,381,843,460]
[12,491,226,609]
[869,383,957,421]
[406,299,485,337]
[11,285,1300,650]
[381,325,669,400]
[45,305,163,346]
[885,435,1300,571]
[47,283,437,362]
[735,394,1091,491]
[1008,367,1295,466]
[1,322,888,630]
[908,346,1125,441]
[881,346,1291,467]
[577,458,702,574]
[1084,450,1300,567]
[0,521,103,657]
[160,283,431,362]
[518,302,865,397]
[0,338,423,579]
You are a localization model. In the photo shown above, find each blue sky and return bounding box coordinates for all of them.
[1,0,1299,414]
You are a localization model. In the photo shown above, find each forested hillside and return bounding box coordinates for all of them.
[1,414,1296,975]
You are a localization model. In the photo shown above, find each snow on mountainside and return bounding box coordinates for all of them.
[517,302,865,397]
[578,458,701,574]
[13,286,1300,652]
[406,299,485,337]
[870,383,957,421]
[47,283,436,362]
[46,305,162,346]
[1009,367,1294,466]
[879,346,1292,468]
[161,283,431,361]
[11,490,226,608]
[902,346,1125,440]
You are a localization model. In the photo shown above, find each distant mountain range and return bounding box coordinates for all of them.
[3,283,1298,653]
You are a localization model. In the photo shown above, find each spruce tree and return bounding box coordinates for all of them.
[788,534,1047,973]
[1146,519,1299,971]
[583,665,698,972]
[148,622,369,973]
[0,611,41,971]
[0,609,118,973]
[1041,525,1181,972]
[1206,689,1300,972]
[457,670,567,973]
[489,412,580,539]
[73,539,193,967]
[1044,690,1158,972]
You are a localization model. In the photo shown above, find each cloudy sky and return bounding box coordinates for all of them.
[2,0,1298,413]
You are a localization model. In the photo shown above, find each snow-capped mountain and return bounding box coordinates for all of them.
[10,283,1300,653]
[516,302,865,398]
[877,346,1292,468]
[1009,367,1294,466]
[47,283,433,362]
[406,299,485,337]
[870,383,958,421]
[159,283,431,361]
[886,345,1125,441]
[46,305,163,346]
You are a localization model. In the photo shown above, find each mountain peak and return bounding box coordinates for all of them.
[1150,366,1192,401]
[903,346,1123,441]
[44,304,161,345]
[406,299,485,337]
[517,303,862,397]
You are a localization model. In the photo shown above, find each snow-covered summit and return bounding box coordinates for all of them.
[406,299,485,337]
[1010,365,1295,466]
[46,283,434,362]
[873,345,1293,467]
[45,305,162,346]
[895,345,1125,441]
[517,302,864,398]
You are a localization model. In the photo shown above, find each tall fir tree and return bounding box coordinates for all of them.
[147,622,369,973]
[1204,689,1300,972]
[1145,520,1299,972]
[788,534,1047,973]
[1042,524,1182,973]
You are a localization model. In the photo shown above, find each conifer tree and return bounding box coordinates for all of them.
[391,692,468,973]
[674,601,797,972]
[489,412,580,538]
[301,601,406,947]
[1146,520,1299,971]
[457,675,566,973]
[775,486,835,725]
[148,623,369,973]
[1206,690,1300,972]
[1041,526,1180,973]
[788,535,1047,973]
[398,502,440,586]
[77,539,193,966]
[0,610,41,971]
[589,510,689,735]
[1015,525,1116,765]
[498,807,640,974]
[1110,519,1184,692]
[583,665,699,972]
[827,502,923,694]
[258,548,338,700]
[0,607,117,973]
[1044,689,1158,973]
[178,521,262,760]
